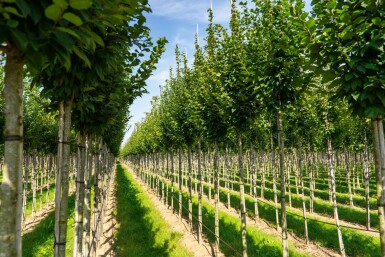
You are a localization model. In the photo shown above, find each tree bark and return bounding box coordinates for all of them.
[327,138,346,257]
[83,139,92,256]
[371,117,385,256]
[0,43,24,257]
[237,132,248,257]
[73,134,86,257]
[363,131,370,230]
[54,100,73,257]
[298,142,309,244]
[187,145,193,232]
[250,146,259,220]
[270,132,280,230]
[178,148,183,221]
[277,112,289,257]
[197,140,203,244]
[214,140,220,256]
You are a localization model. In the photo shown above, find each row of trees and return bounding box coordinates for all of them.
[0,1,166,257]
[121,0,384,256]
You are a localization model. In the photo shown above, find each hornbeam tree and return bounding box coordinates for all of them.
[252,0,306,255]
[0,1,98,256]
[297,0,385,254]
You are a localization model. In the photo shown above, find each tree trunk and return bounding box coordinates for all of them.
[198,140,203,244]
[225,144,231,208]
[277,112,289,257]
[327,138,346,257]
[83,139,92,257]
[271,132,280,230]
[32,150,37,217]
[54,100,73,257]
[214,140,220,256]
[0,44,24,257]
[171,151,174,211]
[187,145,193,232]
[250,146,259,220]
[371,117,385,255]
[178,148,183,221]
[46,155,53,205]
[237,133,248,257]
[363,131,371,230]
[73,134,86,257]
[345,150,353,207]
[22,149,29,226]
[298,142,309,244]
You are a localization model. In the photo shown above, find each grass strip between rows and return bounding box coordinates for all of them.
[115,163,193,257]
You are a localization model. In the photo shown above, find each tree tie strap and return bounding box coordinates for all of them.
[54,241,66,246]
[377,203,385,207]
[58,140,72,145]
[77,145,86,149]
[4,135,23,141]
[76,180,85,184]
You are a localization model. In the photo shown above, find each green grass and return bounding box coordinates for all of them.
[143,171,311,257]
[22,193,76,257]
[115,163,193,257]
[25,185,56,217]
[153,171,380,256]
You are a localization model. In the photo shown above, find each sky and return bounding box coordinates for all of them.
[123,0,311,144]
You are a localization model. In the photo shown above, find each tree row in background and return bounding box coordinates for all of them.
[0,1,166,257]
[121,0,384,256]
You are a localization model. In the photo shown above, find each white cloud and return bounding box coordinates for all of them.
[149,0,231,24]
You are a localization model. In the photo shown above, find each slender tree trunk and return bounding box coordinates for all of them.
[213,140,220,256]
[83,139,92,257]
[178,148,183,221]
[298,142,309,244]
[198,140,203,244]
[237,133,248,257]
[32,150,37,217]
[309,153,314,213]
[363,131,371,230]
[22,149,29,226]
[327,138,346,257]
[73,134,86,257]
[371,117,385,255]
[0,44,23,257]
[250,146,259,220]
[277,112,289,257]
[40,154,44,211]
[54,99,73,257]
[345,150,354,207]
[225,144,231,208]
[46,155,52,205]
[271,132,280,230]
[187,145,193,232]
[171,151,174,211]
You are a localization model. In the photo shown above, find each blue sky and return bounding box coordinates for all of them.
[123,0,311,144]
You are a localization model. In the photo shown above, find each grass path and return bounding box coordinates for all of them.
[114,163,193,257]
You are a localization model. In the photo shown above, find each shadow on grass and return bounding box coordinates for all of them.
[114,164,190,257]
[22,194,76,257]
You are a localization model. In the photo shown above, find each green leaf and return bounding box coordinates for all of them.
[372,17,381,26]
[6,19,19,28]
[45,4,62,21]
[69,0,92,10]
[53,0,69,9]
[15,0,31,17]
[56,27,80,39]
[63,12,83,26]
[3,6,22,17]
[84,30,104,47]
[10,28,28,50]
[73,46,91,67]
